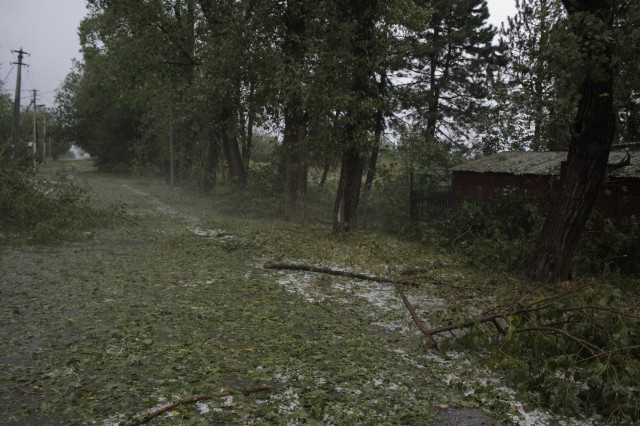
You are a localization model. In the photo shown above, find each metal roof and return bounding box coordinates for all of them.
[451,150,640,179]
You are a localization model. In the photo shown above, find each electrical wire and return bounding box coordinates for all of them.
[2,64,16,83]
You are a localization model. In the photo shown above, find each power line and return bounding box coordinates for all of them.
[2,63,16,83]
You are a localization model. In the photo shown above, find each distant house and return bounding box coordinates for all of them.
[450,145,640,222]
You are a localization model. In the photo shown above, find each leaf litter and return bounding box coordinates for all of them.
[0,164,605,425]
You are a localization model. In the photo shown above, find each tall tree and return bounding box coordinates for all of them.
[330,0,383,232]
[402,0,498,147]
[527,0,638,282]
[493,0,570,152]
[0,77,13,158]
[280,0,312,222]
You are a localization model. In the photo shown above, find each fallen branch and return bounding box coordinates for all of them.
[15,385,52,396]
[395,287,634,363]
[394,283,438,348]
[264,261,462,289]
[130,385,273,425]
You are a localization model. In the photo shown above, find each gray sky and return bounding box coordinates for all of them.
[1,0,516,109]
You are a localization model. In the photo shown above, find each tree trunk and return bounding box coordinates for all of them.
[242,83,255,164]
[281,0,308,223]
[283,112,308,222]
[206,136,219,190]
[333,147,365,232]
[331,0,379,233]
[220,126,246,191]
[361,76,386,228]
[319,154,331,188]
[527,1,615,282]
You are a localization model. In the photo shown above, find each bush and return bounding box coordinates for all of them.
[494,285,640,422]
[441,187,545,272]
[575,215,640,275]
[0,165,109,244]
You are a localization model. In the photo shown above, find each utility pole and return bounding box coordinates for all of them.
[169,110,175,188]
[42,107,47,164]
[32,90,37,171]
[11,48,28,162]
[32,96,45,171]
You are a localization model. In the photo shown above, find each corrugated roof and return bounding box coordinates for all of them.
[451,150,640,179]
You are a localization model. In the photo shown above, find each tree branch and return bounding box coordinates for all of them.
[130,385,273,425]
[394,283,438,348]
[264,261,464,289]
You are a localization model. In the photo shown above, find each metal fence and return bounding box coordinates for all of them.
[409,186,452,221]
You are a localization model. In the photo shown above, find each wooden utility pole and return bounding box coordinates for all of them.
[42,108,47,164]
[169,106,175,189]
[32,90,37,171]
[11,48,28,162]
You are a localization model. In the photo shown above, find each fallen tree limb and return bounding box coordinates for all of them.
[396,283,512,347]
[264,261,462,289]
[394,283,438,348]
[395,286,635,363]
[130,385,273,425]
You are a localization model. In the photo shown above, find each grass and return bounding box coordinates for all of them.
[0,160,631,425]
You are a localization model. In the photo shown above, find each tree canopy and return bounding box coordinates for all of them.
[51,0,640,245]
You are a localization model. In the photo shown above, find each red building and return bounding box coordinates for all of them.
[450,147,640,222]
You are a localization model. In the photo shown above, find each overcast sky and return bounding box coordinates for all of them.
[1,0,516,108]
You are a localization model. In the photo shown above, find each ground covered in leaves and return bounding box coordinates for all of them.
[0,161,619,425]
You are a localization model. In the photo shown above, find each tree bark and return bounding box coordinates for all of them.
[333,147,365,232]
[219,125,247,191]
[332,0,379,233]
[319,154,331,188]
[282,0,309,223]
[361,75,386,228]
[528,1,616,282]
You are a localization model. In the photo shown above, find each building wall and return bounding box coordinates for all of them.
[451,172,556,205]
[452,171,640,222]
[595,179,640,221]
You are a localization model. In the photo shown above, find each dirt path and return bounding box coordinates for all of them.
[0,162,585,425]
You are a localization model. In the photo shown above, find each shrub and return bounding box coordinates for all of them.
[0,165,110,244]
[575,215,640,275]
[441,187,545,272]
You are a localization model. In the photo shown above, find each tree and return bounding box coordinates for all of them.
[398,0,499,220]
[0,76,13,158]
[527,0,639,282]
[402,0,499,147]
[329,0,383,232]
[278,0,313,222]
[490,0,572,152]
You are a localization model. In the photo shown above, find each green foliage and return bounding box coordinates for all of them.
[575,215,640,275]
[0,165,111,244]
[401,0,500,147]
[490,0,575,152]
[492,285,640,422]
[434,281,640,423]
[442,187,545,272]
[364,161,411,232]
[0,77,12,150]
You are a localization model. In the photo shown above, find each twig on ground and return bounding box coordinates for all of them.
[14,385,52,396]
[130,385,274,425]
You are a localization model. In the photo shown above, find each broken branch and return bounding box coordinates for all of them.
[394,283,438,348]
[264,261,462,289]
[130,385,273,425]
